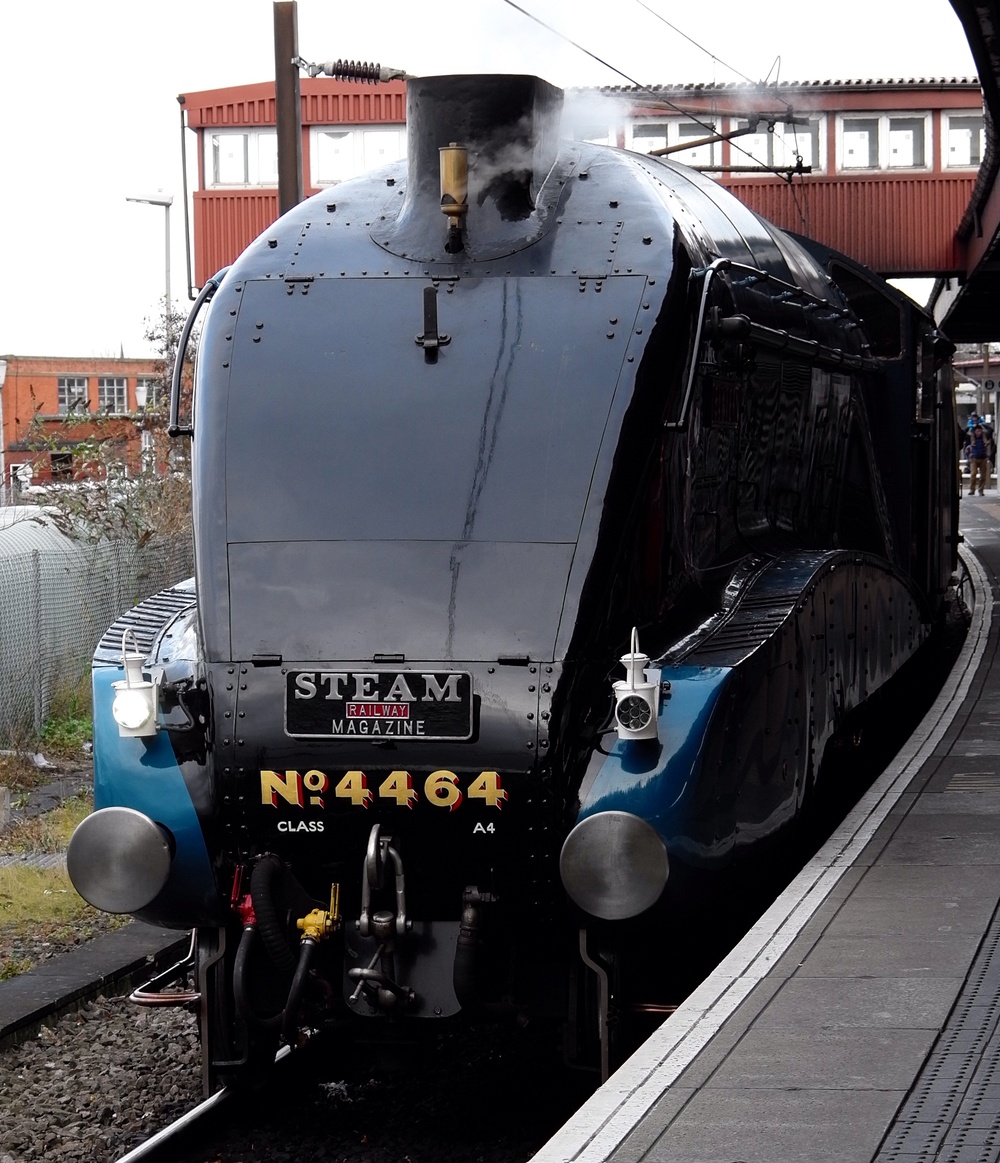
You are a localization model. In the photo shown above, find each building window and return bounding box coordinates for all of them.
[730,117,823,174]
[57,377,88,415]
[628,119,720,167]
[311,126,406,186]
[946,113,985,167]
[207,130,279,187]
[838,114,929,171]
[98,376,127,414]
[136,377,162,411]
[50,452,73,481]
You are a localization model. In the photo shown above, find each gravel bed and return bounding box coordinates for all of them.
[0,994,591,1163]
[0,996,201,1162]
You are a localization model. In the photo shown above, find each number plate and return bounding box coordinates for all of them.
[285,670,473,740]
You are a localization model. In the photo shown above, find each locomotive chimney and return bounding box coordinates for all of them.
[374,74,564,262]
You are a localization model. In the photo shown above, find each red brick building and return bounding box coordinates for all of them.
[0,355,162,490]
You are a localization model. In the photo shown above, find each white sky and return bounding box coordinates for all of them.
[0,0,978,357]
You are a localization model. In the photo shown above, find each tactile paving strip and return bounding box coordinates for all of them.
[876,916,1000,1162]
[946,774,1000,791]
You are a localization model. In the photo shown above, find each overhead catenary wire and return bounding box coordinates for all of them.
[498,0,813,201]
[632,0,774,93]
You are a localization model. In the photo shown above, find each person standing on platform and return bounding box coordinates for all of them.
[966,424,991,495]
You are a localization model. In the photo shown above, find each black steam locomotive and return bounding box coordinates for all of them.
[68,74,958,1091]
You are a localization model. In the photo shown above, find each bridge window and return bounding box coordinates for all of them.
[311,126,406,186]
[837,114,930,171]
[730,117,823,174]
[565,120,616,145]
[946,113,985,167]
[888,118,926,167]
[207,130,278,187]
[628,119,720,167]
[841,118,879,168]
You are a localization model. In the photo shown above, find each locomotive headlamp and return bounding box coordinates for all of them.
[111,628,159,738]
[560,811,669,919]
[439,143,468,253]
[612,627,660,742]
[112,687,154,732]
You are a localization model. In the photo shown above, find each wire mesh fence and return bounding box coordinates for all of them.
[0,530,193,748]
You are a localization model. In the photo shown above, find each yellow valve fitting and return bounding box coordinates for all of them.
[297,908,332,942]
[295,884,342,942]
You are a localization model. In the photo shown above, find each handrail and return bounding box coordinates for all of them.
[168,267,230,438]
[666,257,861,432]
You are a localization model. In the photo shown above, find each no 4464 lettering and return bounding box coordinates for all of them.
[260,769,509,811]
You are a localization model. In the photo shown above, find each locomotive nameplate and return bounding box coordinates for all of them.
[284,670,473,739]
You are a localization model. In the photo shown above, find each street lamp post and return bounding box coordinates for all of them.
[0,359,7,500]
[126,194,174,335]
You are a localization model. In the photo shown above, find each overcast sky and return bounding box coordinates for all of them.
[0,0,978,357]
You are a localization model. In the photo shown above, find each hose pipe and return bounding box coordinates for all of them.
[250,855,298,978]
[232,924,282,1031]
[281,939,318,1048]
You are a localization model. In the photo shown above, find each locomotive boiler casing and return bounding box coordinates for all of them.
[68,73,958,1075]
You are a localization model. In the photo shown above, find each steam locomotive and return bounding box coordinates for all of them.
[67,73,958,1092]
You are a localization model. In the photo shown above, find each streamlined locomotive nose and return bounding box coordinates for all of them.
[67,807,172,913]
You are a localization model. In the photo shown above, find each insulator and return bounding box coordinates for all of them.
[321,59,382,83]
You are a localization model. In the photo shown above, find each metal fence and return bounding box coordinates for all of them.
[0,513,193,747]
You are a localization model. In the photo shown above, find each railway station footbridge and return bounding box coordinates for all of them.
[935,0,1000,340]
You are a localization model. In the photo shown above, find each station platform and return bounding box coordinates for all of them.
[536,495,1000,1163]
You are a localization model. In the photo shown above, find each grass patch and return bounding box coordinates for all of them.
[0,679,93,794]
[0,776,129,976]
[0,794,130,973]
[0,863,130,967]
[0,864,95,927]
[0,795,92,856]
[39,679,92,759]
[0,956,31,981]
[40,715,91,756]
